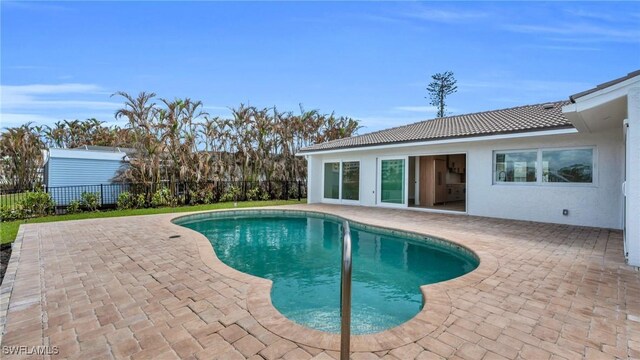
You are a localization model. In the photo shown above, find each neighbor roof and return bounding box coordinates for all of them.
[71,145,136,154]
[299,100,573,153]
[48,148,130,162]
[570,70,640,102]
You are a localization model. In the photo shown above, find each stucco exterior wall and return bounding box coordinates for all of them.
[305,128,624,229]
[626,87,640,266]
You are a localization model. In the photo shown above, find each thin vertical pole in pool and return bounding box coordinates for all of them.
[340,221,352,360]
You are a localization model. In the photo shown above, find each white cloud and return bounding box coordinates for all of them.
[353,103,468,132]
[3,98,120,111]
[2,83,102,94]
[2,1,71,12]
[1,83,115,110]
[5,65,47,70]
[353,116,417,132]
[394,106,438,113]
[503,23,640,43]
[0,83,121,128]
[0,113,60,129]
[525,45,601,52]
[455,77,593,108]
[461,79,591,94]
[202,105,227,110]
[404,8,488,23]
[394,105,460,114]
[564,8,618,23]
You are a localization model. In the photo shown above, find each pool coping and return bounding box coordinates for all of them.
[169,208,499,352]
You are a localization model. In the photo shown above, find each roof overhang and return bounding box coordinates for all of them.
[297,127,577,156]
[48,148,129,161]
[563,72,640,133]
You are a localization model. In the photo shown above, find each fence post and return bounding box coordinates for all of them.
[298,181,301,201]
[284,181,289,200]
[100,184,104,207]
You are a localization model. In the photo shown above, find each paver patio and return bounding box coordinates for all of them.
[1,204,639,359]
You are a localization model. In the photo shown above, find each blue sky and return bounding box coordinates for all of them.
[1,1,639,133]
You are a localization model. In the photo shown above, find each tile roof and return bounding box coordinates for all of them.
[570,70,640,102]
[300,100,573,153]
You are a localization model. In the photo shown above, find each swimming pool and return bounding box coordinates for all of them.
[174,211,478,334]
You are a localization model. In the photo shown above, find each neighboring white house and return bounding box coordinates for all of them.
[299,70,640,267]
[43,146,132,205]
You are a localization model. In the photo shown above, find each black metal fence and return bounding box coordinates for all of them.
[0,180,307,211]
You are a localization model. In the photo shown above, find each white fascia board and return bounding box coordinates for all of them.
[561,104,591,133]
[297,128,578,156]
[565,75,640,113]
[48,148,127,161]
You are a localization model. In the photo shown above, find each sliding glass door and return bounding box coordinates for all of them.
[341,161,360,201]
[323,162,340,199]
[379,158,407,206]
[323,160,360,203]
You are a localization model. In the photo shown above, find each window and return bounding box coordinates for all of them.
[542,148,593,183]
[323,162,339,199]
[381,159,405,204]
[342,161,360,200]
[323,160,360,201]
[495,151,537,183]
[494,147,595,185]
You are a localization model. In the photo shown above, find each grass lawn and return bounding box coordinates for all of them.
[0,199,303,245]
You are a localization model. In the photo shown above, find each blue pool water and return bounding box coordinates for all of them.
[175,211,478,334]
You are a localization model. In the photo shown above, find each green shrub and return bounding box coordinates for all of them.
[270,187,283,200]
[245,187,270,201]
[288,186,299,199]
[151,187,174,207]
[197,186,216,204]
[66,200,82,214]
[134,193,146,208]
[117,191,149,209]
[20,190,55,217]
[246,187,264,201]
[188,188,215,205]
[117,191,132,210]
[188,189,199,205]
[80,192,100,212]
[204,190,215,204]
[220,185,240,202]
[0,205,25,221]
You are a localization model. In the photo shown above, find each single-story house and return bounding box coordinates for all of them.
[299,70,640,267]
[43,146,132,205]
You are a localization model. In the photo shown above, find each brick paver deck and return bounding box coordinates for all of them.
[1,204,639,359]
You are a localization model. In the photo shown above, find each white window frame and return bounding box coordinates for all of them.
[493,146,597,187]
[340,160,361,204]
[540,146,597,187]
[321,159,361,204]
[322,160,341,203]
[377,156,409,208]
[493,149,538,186]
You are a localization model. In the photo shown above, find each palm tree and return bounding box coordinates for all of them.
[114,91,161,184]
[0,123,45,189]
[2,90,362,196]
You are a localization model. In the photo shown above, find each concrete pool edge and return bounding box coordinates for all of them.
[169,207,499,352]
